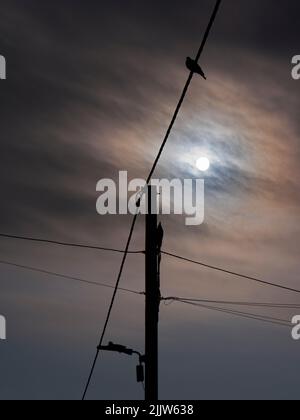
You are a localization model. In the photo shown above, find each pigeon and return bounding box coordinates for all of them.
[186,57,207,80]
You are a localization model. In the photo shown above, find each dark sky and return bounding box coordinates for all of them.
[1,0,300,400]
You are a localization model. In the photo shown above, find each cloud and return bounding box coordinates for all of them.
[0,0,300,399]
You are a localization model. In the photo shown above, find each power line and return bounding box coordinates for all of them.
[175,300,291,328]
[2,230,299,296]
[146,0,222,185]
[82,212,139,400]
[0,233,143,255]
[162,251,300,295]
[2,257,298,309]
[162,297,300,309]
[0,259,144,296]
[176,299,291,324]
[1,257,292,328]
[3,257,299,311]
[82,0,223,400]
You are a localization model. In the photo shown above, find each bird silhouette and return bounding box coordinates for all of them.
[186,57,207,80]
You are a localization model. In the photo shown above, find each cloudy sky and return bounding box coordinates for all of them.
[1,0,300,400]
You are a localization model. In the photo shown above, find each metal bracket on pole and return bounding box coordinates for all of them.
[98,342,145,384]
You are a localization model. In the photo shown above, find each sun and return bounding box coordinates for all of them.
[196,157,210,172]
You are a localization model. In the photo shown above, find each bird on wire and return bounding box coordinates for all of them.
[186,57,207,80]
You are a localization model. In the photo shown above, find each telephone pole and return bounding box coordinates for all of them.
[145,186,162,401]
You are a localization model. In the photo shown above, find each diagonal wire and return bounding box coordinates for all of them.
[0,259,144,296]
[146,0,222,184]
[2,231,300,296]
[162,251,300,295]
[82,0,223,400]
[175,299,291,328]
[82,212,139,399]
[162,296,300,309]
[0,233,142,254]
[2,258,298,309]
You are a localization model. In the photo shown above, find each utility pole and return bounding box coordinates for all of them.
[145,185,162,401]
